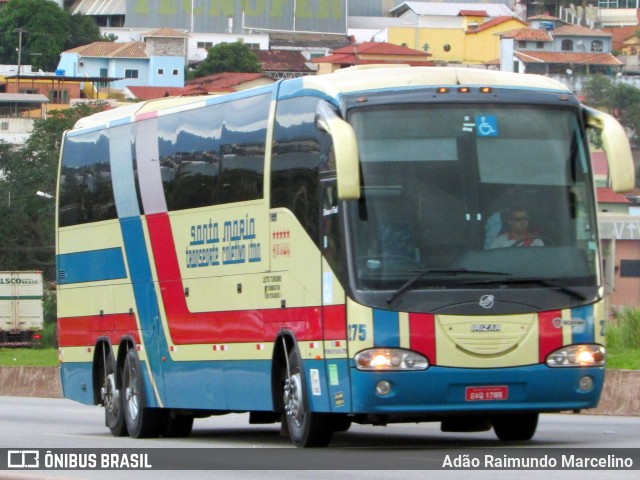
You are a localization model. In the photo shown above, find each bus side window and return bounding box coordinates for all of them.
[272,96,329,245]
[59,131,117,227]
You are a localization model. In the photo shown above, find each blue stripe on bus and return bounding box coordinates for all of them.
[373,309,400,347]
[571,304,595,344]
[57,248,127,284]
[119,216,169,406]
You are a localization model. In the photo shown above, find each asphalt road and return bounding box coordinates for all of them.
[0,396,638,480]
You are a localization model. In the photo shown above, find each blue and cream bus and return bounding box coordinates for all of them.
[56,66,634,446]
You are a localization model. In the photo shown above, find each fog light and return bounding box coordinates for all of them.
[579,376,594,392]
[376,381,391,396]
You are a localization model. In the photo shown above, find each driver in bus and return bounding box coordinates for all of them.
[490,207,544,248]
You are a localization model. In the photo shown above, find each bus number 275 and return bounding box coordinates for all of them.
[348,324,368,341]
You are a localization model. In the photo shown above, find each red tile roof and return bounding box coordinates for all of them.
[515,51,623,66]
[126,86,191,100]
[603,26,640,51]
[500,28,553,42]
[65,42,148,58]
[597,187,631,204]
[312,42,433,66]
[185,72,272,90]
[466,16,527,35]
[143,28,189,38]
[331,42,432,57]
[255,50,312,73]
[552,25,612,37]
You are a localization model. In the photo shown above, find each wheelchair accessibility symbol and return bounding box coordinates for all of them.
[477,115,499,137]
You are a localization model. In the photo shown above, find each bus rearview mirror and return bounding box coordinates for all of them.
[316,102,361,200]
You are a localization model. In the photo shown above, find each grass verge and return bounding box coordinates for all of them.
[0,348,58,367]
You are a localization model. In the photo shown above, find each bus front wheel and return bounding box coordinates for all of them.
[283,349,333,447]
[492,413,539,441]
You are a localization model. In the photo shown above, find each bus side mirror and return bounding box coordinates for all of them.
[316,102,361,200]
[585,107,635,193]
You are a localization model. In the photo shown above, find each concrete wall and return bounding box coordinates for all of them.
[0,366,637,416]
[0,366,62,398]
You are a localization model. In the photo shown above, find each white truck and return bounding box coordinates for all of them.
[0,271,44,347]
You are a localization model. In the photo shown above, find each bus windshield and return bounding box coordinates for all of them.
[347,104,598,301]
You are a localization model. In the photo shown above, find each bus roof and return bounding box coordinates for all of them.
[298,66,571,99]
[72,95,211,131]
[70,66,571,132]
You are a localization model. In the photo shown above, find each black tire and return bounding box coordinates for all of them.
[164,413,194,438]
[122,349,161,438]
[283,349,333,447]
[330,415,352,432]
[492,413,539,441]
[103,351,128,437]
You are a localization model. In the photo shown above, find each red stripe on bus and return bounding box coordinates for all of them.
[323,304,347,340]
[538,310,564,363]
[135,111,157,121]
[144,213,325,344]
[58,314,140,347]
[409,313,436,364]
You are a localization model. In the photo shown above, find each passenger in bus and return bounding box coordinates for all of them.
[490,207,544,248]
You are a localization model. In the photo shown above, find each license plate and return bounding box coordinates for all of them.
[465,386,508,401]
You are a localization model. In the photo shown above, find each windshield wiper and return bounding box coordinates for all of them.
[459,277,589,301]
[386,268,510,305]
[507,277,588,301]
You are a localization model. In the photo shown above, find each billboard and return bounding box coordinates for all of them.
[126,0,348,34]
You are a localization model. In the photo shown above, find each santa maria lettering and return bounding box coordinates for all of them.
[186,216,261,268]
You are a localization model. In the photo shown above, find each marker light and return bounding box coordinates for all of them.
[437,87,450,94]
[480,87,492,94]
[458,87,470,93]
[354,348,428,371]
[546,345,605,367]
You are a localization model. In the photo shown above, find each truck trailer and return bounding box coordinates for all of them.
[0,271,44,347]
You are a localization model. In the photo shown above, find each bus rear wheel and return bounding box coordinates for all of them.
[122,349,161,438]
[103,351,127,437]
[283,349,333,447]
[492,413,539,441]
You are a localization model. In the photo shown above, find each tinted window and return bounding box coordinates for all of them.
[218,94,270,204]
[159,106,222,211]
[159,93,269,211]
[59,131,116,227]
[271,96,331,242]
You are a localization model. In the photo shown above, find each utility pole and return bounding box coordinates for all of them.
[14,28,27,92]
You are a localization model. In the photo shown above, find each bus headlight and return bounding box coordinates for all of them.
[354,348,429,371]
[546,345,605,367]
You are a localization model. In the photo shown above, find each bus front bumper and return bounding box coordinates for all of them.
[348,364,604,415]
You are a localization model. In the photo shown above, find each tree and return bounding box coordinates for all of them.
[68,14,101,50]
[583,76,640,147]
[0,103,108,279]
[0,0,70,71]
[0,0,103,71]
[188,41,261,79]
[582,74,613,110]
